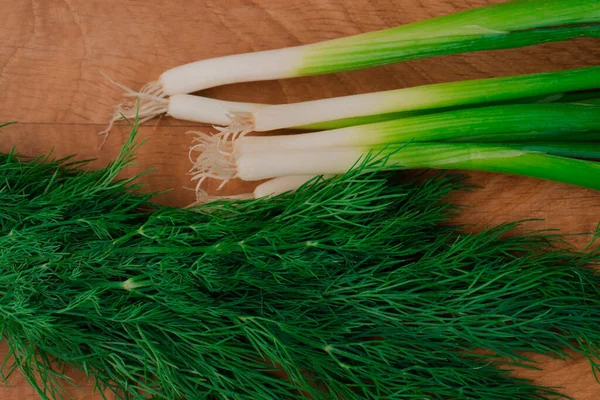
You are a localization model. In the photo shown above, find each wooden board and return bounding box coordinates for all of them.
[0,0,599,398]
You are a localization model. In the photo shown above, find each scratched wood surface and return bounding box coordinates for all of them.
[1,0,600,398]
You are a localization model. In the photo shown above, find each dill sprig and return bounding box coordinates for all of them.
[1,125,600,399]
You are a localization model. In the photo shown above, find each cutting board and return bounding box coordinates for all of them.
[1,0,599,398]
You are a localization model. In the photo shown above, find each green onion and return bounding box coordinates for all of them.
[215,143,600,191]
[104,85,600,134]
[300,91,600,131]
[152,0,600,95]
[236,103,600,153]
[190,175,325,205]
[189,102,600,187]
[217,66,600,137]
[106,0,599,131]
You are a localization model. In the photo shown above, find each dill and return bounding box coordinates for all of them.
[1,125,600,399]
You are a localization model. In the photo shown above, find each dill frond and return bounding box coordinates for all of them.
[1,125,599,399]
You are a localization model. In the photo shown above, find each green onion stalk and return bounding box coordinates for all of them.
[189,101,600,192]
[300,90,600,131]
[153,0,600,94]
[104,0,600,130]
[226,143,600,191]
[3,124,600,399]
[215,66,600,136]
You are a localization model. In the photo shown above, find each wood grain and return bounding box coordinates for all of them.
[0,0,599,398]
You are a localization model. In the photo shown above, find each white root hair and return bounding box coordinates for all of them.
[99,75,169,139]
[186,108,257,196]
[213,110,255,142]
[187,130,240,196]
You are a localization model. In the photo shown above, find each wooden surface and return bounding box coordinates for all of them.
[1,0,599,398]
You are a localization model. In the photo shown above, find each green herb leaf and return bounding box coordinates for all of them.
[1,126,600,399]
